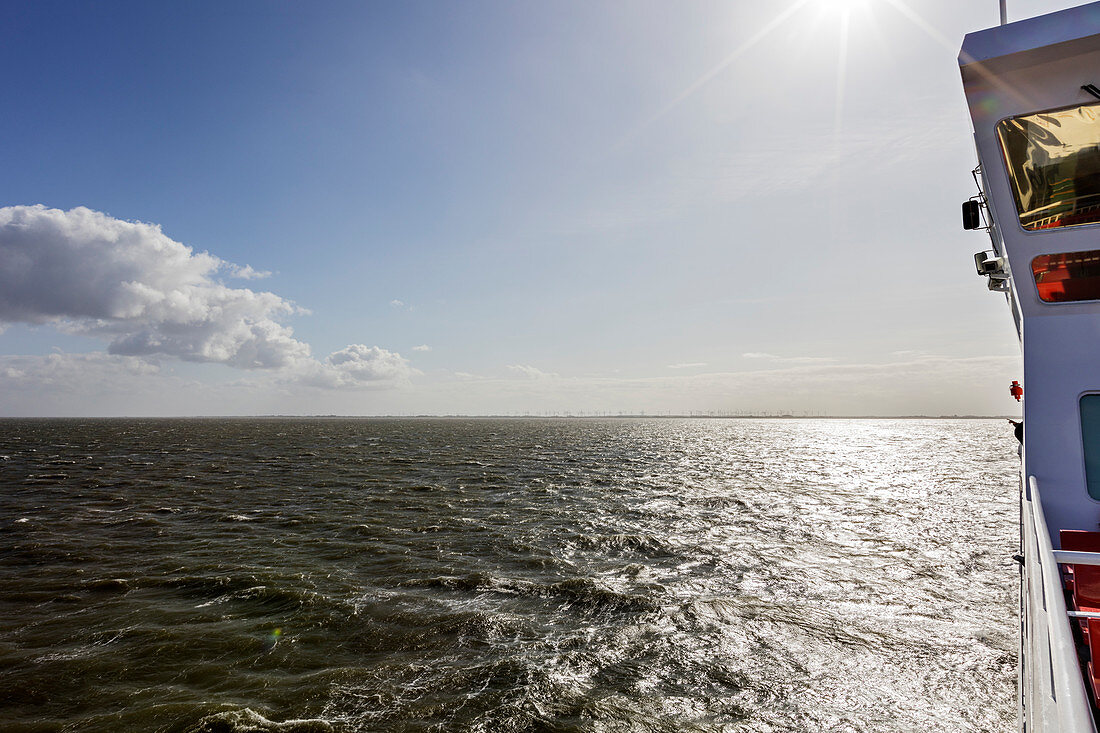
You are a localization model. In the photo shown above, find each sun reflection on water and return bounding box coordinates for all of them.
[0,418,1017,732]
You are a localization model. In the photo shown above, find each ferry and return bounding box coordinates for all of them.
[960,2,1100,729]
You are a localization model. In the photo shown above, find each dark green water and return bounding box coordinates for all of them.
[0,418,1018,732]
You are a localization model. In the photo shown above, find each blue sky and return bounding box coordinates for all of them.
[0,0,1078,416]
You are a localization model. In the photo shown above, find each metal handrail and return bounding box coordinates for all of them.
[1069,611,1100,620]
[1054,550,1100,567]
[1027,475,1096,730]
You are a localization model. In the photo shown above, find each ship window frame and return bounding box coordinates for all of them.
[995,101,1100,235]
[1082,394,1100,502]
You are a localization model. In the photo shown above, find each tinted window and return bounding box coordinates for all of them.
[998,104,1100,231]
[1032,249,1100,302]
[1082,395,1100,500]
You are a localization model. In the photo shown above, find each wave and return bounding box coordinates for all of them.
[82,577,131,593]
[402,573,661,614]
[186,709,332,733]
[567,532,677,558]
[21,473,69,484]
[162,575,330,615]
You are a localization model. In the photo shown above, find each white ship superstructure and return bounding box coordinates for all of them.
[960,4,1100,730]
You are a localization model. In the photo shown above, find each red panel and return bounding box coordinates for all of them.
[1076,566,1100,610]
[1089,618,1100,702]
[1060,530,1100,552]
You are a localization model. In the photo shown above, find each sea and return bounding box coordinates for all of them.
[0,418,1019,733]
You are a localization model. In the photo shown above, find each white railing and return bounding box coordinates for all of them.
[1023,475,1096,731]
[1054,552,1100,567]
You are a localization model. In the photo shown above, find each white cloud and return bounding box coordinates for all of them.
[412,344,432,352]
[390,299,405,308]
[506,364,559,379]
[295,344,418,389]
[0,349,1021,417]
[785,357,838,364]
[0,352,160,388]
[668,362,707,369]
[0,206,413,390]
[228,264,272,280]
[0,347,420,416]
[400,353,1022,417]
[0,352,187,416]
[742,352,837,365]
[0,205,308,368]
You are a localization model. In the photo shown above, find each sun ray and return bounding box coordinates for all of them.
[879,0,957,52]
[882,0,1033,108]
[834,8,851,139]
[616,0,813,149]
[827,8,853,241]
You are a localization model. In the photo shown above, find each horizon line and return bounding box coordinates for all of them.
[0,414,1022,420]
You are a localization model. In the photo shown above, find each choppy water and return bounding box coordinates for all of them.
[0,418,1018,732]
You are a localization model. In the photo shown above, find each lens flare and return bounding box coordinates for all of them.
[263,627,283,653]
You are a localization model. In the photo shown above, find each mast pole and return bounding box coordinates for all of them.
[1000,0,1007,25]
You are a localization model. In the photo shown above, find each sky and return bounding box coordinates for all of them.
[0,0,1078,417]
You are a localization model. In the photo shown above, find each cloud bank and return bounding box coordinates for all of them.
[742,352,837,365]
[507,364,559,380]
[0,205,413,388]
[1,352,161,389]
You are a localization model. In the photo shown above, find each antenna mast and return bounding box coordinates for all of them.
[1000,0,1007,25]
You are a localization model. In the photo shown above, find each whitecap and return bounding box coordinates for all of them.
[186,708,333,732]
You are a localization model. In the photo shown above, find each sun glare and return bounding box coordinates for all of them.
[619,0,889,148]
[819,0,870,13]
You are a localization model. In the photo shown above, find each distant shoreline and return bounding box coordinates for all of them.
[0,414,1021,420]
